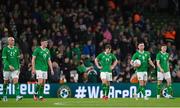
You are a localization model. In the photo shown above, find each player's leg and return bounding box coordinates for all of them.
[135,72,148,100]
[100,72,108,99]
[12,70,23,101]
[35,78,43,101]
[38,72,47,101]
[157,72,163,99]
[133,80,144,100]
[2,71,10,101]
[104,72,112,99]
[135,72,145,96]
[142,72,148,100]
[38,79,46,101]
[165,72,173,98]
[34,70,42,101]
[157,80,162,99]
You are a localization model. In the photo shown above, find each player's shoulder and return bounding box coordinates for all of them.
[133,51,139,55]
[99,52,104,55]
[2,46,8,50]
[166,52,170,56]
[166,52,169,55]
[156,52,161,58]
[45,48,50,51]
[157,51,161,55]
[96,52,104,58]
[14,46,19,49]
[145,51,150,54]
[110,53,116,56]
[34,46,41,50]
[45,48,50,53]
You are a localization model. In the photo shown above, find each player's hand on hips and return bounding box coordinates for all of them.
[9,65,15,71]
[97,66,102,69]
[110,66,115,70]
[160,68,164,73]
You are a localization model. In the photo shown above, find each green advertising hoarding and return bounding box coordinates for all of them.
[0,83,180,98]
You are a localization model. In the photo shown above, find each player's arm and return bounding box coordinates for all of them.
[95,54,102,69]
[168,53,172,61]
[32,48,38,74]
[2,47,14,71]
[130,53,138,68]
[156,60,164,72]
[47,50,54,75]
[130,54,135,66]
[2,47,9,67]
[148,52,155,68]
[149,58,155,69]
[130,60,134,66]
[111,54,118,70]
[156,54,164,72]
[48,59,54,75]
[17,48,21,69]
[31,56,36,74]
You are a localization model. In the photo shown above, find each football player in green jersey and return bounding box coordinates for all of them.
[156,44,173,99]
[95,44,117,100]
[130,42,155,100]
[32,38,54,101]
[2,37,23,101]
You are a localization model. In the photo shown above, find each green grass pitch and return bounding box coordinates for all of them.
[0,98,180,108]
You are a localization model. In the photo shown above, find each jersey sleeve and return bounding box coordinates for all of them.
[167,53,170,60]
[147,51,151,60]
[131,53,137,61]
[32,48,39,57]
[112,54,117,61]
[47,50,51,60]
[17,47,20,58]
[16,47,20,67]
[96,53,102,61]
[2,47,10,67]
[156,53,160,61]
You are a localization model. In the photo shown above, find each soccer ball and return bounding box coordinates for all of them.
[133,59,141,66]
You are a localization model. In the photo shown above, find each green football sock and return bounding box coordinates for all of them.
[39,84,44,97]
[136,85,141,94]
[3,83,8,96]
[157,84,162,95]
[105,85,110,96]
[167,85,173,95]
[35,84,40,94]
[102,84,106,96]
[141,86,145,96]
[15,83,20,96]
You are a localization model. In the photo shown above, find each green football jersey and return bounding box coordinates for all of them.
[32,47,50,71]
[2,46,20,71]
[132,51,150,72]
[96,52,117,72]
[156,52,170,72]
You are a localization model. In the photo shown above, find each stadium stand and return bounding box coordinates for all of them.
[0,0,180,83]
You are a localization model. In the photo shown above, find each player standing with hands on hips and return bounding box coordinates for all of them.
[130,42,155,100]
[95,44,117,100]
[2,37,23,101]
[156,44,173,99]
[32,37,54,101]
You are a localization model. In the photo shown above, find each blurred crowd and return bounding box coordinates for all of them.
[0,0,180,83]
